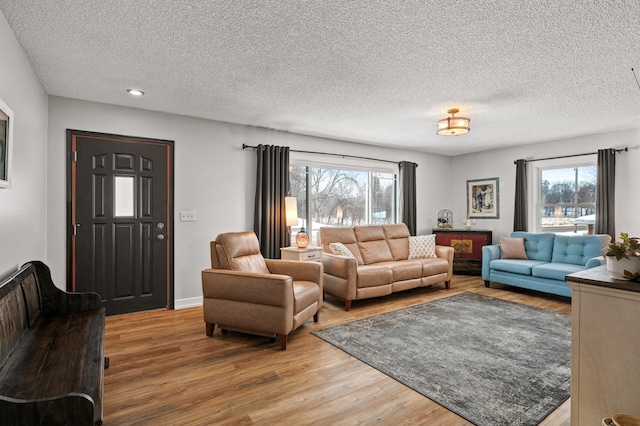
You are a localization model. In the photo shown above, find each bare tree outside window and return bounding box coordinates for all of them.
[289,164,397,243]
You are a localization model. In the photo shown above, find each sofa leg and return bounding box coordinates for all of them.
[445,281,450,289]
[314,311,319,322]
[484,280,490,288]
[279,334,287,350]
[205,322,214,337]
[345,300,352,311]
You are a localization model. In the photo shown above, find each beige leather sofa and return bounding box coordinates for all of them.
[320,224,454,310]
[202,231,323,350]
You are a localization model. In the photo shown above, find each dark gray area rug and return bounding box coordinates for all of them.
[312,292,571,426]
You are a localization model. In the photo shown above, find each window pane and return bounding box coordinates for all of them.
[290,162,398,244]
[540,166,596,234]
[114,176,135,217]
[371,171,396,224]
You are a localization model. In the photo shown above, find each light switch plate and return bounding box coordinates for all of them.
[180,211,196,222]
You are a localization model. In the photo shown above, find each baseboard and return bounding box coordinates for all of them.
[174,296,203,310]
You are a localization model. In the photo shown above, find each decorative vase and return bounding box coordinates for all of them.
[296,227,310,248]
[606,256,640,280]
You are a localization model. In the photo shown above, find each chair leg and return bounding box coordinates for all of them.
[279,334,287,350]
[205,322,214,337]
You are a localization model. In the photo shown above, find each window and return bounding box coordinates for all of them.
[537,164,596,234]
[289,163,397,243]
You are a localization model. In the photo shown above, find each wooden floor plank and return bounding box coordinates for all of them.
[103,275,571,425]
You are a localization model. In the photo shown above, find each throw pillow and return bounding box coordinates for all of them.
[499,236,529,259]
[329,242,355,259]
[408,234,437,259]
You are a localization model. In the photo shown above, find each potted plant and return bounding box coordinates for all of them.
[605,232,640,280]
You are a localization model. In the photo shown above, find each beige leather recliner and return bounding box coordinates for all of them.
[202,231,323,350]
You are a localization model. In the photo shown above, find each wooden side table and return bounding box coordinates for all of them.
[280,246,322,262]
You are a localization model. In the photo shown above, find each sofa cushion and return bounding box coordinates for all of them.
[320,227,365,265]
[499,236,528,259]
[355,264,394,288]
[532,263,585,281]
[511,232,556,262]
[551,234,610,266]
[408,235,437,259]
[419,258,451,276]
[383,224,411,260]
[490,259,547,275]
[376,260,423,281]
[329,242,355,259]
[355,226,394,264]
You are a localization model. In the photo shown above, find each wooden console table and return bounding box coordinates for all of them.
[566,266,640,425]
[432,229,492,275]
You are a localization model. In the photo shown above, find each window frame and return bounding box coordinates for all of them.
[529,156,597,233]
[289,154,399,244]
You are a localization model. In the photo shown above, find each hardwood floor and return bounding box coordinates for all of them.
[103,275,571,425]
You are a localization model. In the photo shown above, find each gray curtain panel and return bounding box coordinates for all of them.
[513,159,528,231]
[399,161,417,236]
[253,144,290,258]
[595,148,615,237]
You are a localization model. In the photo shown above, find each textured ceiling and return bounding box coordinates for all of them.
[1,1,639,156]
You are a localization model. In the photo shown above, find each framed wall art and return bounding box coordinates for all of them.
[0,98,14,189]
[467,177,499,219]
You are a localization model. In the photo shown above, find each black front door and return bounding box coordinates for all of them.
[68,130,174,315]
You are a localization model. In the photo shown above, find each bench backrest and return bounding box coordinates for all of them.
[0,264,42,368]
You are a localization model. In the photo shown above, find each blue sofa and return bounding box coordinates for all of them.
[482,232,611,297]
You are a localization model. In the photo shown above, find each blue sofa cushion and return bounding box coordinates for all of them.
[551,234,610,266]
[511,232,556,262]
[532,262,585,281]
[490,259,547,276]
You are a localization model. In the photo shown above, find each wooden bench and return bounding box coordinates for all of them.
[0,261,105,426]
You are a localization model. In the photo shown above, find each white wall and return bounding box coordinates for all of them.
[451,128,640,243]
[0,11,48,278]
[47,96,451,306]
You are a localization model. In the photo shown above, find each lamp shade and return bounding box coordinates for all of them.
[437,108,470,136]
[285,196,298,227]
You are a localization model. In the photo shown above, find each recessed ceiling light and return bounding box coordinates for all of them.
[126,89,145,96]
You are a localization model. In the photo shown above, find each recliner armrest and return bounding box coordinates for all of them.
[265,259,323,284]
[201,269,293,308]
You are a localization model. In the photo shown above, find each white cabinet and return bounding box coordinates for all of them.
[566,266,640,425]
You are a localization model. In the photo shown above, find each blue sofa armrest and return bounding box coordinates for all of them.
[482,245,501,280]
[585,255,605,269]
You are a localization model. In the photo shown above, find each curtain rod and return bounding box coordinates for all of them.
[242,144,413,166]
[514,147,628,164]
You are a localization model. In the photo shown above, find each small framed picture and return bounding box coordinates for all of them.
[0,97,14,189]
[467,177,499,219]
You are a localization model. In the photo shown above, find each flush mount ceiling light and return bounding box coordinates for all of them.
[437,108,470,136]
[126,88,145,96]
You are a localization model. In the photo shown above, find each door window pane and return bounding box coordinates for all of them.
[114,176,135,217]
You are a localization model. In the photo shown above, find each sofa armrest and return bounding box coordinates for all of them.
[201,269,293,308]
[435,245,454,262]
[321,253,358,279]
[482,245,501,281]
[585,255,606,269]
